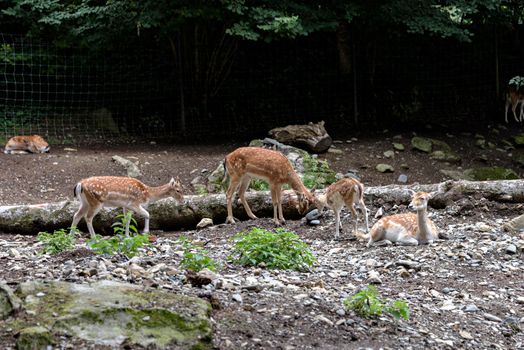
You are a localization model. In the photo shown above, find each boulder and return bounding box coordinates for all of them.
[6,280,212,349]
[376,164,395,173]
[268,121,332,153]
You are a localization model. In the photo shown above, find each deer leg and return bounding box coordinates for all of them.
[269,184,282,225]
[358,199,370,233]
[346,202,359,237]
[225,175,241,224]
[275,186,285,225]
[71,201,89,234]
[396,235,419,246]
[85,204,103,239]
[238,176,257,220]
[333,207,341,240]
[512,103,520,123]
[133,205,150,234]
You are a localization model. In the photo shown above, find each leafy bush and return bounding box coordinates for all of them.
[249,178,269,191]
[178,237,220,272]
[37,228,77,255]
[302,153,336,189]
[87,211,149,257]
[343,285,410,321]
[229,227,316,271]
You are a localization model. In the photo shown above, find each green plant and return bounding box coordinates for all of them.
[343,285,410,321]
[37,228,77,255]
[87,211,149,257]
[302,153,337,189]
[112,211,138,236]
[178,237,220,272]
[229,227,316,271]
[249,178,270,191]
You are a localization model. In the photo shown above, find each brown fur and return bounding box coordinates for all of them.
[4,135,50,154]
[71,176,184,237]
[224,147,316,225]
[505,86,524,123]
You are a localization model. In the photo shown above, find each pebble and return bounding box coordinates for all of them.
[483,313,502,323]
[505,244,517,254]
[231,294,243,303]
[464,304,479,312]
[196,218,213,229]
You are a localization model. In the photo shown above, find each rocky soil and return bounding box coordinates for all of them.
[0,124,523,349]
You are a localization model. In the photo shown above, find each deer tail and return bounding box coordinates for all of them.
[73,182,82,199]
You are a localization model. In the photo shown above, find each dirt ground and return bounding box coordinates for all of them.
[0,124,523,349]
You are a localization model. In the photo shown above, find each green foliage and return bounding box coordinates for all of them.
[37,228,77,255]
[343,285,410,321]
[249,178,269,191]
[177,237,220,272]
[302,153,337,189]
[509,76,524,89]
[112,211,139,236]
[87,211,149,257]
[230,227,316,271]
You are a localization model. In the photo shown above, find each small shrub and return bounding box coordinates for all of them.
[230,227,316,271]
[37,228,77,255]
[87,211,149,257]
[302,153,337,189]
[249,178,270,191]
[343,285,410,321]
[178,237,220,272]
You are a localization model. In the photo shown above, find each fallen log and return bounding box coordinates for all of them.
[0,179,523,235]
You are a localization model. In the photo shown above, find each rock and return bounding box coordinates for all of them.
[196,218,213,229]
[268,121,332,153]
[0,283,21,319]
[411,137,433,152]
[8,248,20,258]
[459,330,473,340]
[503,214,524,232]
[464,304,479,312]
[305,209,321,221]
[367,271,382,284]
[376,164,394,173]
[328,148,343,155]
[429,150,461,163]
[393,143,405,151]
[232,294,243,303]
[505,244,517,254]
[308,220,321,226]
[483,313,502,323]
[186,269,218,287]
[383,150,395,158]
[12,280,212,348]
[397,174,408,183]
[16,326,55,350]
[112,155,142,178]
[463,167,519,181]
[513,134,524,145]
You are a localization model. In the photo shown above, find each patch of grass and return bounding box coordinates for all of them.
[302,153,336,189]
[37,228,77,255]
[177,237,220,272]
[229,227,316,271]
[87,211,149,257]
[343,285,410,321]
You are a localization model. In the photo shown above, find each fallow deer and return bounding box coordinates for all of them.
[505,86,524,123]
[224,147,316,225]
[359,190,439,247]
[71,176,184,237]
[4,135,50,154]
[316,177,369,240]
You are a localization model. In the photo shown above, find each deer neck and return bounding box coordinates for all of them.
[147,183,172,202]
[288,171,310,196]
[416,207,432,239]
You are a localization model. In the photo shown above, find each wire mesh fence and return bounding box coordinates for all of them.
[0,32,519,144]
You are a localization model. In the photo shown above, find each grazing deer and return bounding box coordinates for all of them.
[71,176,184,237]
[316,177,369,240]
[359,190,439,247]
[224,147,316,225]
[4,135,50,154]
[505,86,524,123]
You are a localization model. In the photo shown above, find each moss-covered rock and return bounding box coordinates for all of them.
[463,167,519,181]
[376,164,395,173]
[16,326,56,350]
[10,280,212,349]
[429,150,461,163]
[514,134,524,146]
[411,137,433,152]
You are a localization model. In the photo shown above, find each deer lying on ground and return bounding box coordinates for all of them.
[71,176,184,237]
[358,190,439,247]
[316,177,369,240]
[4,135,50,154]
[224,147,317,225]
[505,86,524,123]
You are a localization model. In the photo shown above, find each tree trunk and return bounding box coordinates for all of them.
[1,179,523,235]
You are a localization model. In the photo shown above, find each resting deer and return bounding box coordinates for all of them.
[71,176,184,237]
[224,147,316,225]
[505,86,524,123]
[316,177,369,239]
[4,135,50,154]
[359,190,439,247]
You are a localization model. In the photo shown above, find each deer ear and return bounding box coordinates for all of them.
[169,177,176,186]
[428,191,437,199]
[407,189,416,196]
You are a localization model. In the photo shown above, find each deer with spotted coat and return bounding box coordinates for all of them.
[316,177,369,240]
[224,147,317,225]
[70,176,184,237]
[358,190,442,247]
